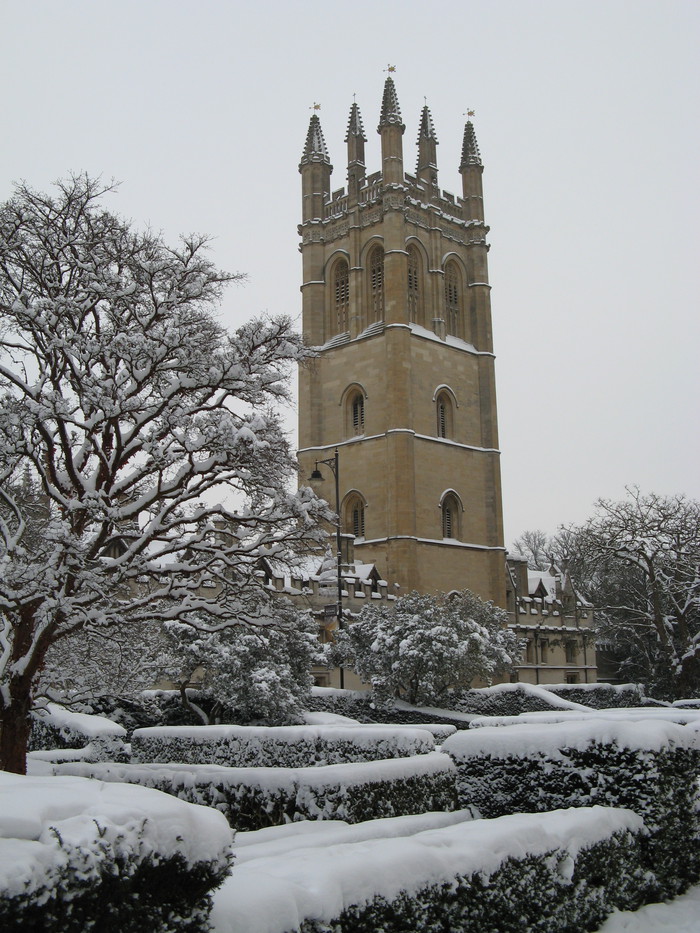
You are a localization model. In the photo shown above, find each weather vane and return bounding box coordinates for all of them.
[384,64,396,73]
[464,108,476,119]
[309,102,321,111]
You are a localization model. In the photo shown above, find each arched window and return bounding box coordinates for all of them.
[368,246,384,322]
[344,494,366,539]
[436,391,454,439]
[407,245,421,324]
[444,261,461,337]
[333,259,349,334]
[441,492,462,540]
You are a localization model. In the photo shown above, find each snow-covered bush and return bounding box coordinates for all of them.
[211,807,647,933]
[443,719,700,898]
[131,724,435,768]
[160,600,322,726]
[51,752,457,830]
[334,590,519,705]
[0,771,232,932]
[29,704,129,762]
[453,682,588,717]
[544,682,652,709]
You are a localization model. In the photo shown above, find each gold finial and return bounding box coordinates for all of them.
[464,108,475,119]
[309,102,321,111]
[384,64,396,73]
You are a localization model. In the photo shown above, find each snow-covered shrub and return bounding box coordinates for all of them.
[29,704,129,762]
[453,682,588,717]
[210,807,647,933]
[0,771,232,933]
[131,723,435,768]
[51,752,457,830]
[544,682,651,709]
[443,719,700,898]
[334,590,519,705]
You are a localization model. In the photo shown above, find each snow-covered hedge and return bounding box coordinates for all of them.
[544,682,663,709]
[442,719,700,898]
[51,752,457,830]
[453,682,589,717]
[0,771,232,933]
[210,807,647,933]
[29,703,129,762]
[131,723,435,767]
[308,687,472,729]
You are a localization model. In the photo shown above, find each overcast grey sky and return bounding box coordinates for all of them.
[2,0,698,544]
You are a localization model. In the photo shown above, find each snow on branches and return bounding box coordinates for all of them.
[0,175,329,771]
[335,590,520,706]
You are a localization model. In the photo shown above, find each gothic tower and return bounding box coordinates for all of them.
[298,78,506,606]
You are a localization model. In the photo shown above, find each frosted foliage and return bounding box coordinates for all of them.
[161,600,322,724]
[0,175,330,771]
[336,590,520,705]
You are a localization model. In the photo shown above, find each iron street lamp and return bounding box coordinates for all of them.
[309,448,345,689]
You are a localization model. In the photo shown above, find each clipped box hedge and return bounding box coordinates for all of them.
[30,703,129,762]
[52,751,457,830]
[0,772,232,933]
[131,723,435,768]
[442,718,700,899]
[211,806,648,933]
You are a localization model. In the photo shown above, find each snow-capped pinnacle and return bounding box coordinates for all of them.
[300,114,331,166]
[378,76,404,131]
[460,121,482,169]
[345,102,367,143]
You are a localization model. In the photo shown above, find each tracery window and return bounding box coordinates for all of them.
[368,246,384,322]
[345,495,366,538]
[333,259,349,334]
[444,261,461,337]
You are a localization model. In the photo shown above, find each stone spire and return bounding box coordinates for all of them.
[300,114,332,167]
[345,101,366,142]
[459,120,482,170]
[416,104,439,189]
[345,102,367,199]
[378,76,405,130]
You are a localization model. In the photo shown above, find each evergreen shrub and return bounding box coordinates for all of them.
[131,723,435,767]
[443,720,700,899]
[53,753,458,830]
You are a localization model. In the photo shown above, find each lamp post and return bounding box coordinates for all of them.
[309,448,345,689]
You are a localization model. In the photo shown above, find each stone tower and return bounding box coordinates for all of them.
[298,78,506,606]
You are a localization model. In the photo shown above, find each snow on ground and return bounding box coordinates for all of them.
[210,807,642,933]
[596,884,700,932]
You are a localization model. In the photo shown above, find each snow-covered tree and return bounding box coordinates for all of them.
[335,590,519,706]
[0,175,329,772]
[571,489,700,700]
[160,599,321,725]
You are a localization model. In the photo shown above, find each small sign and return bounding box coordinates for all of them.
[323,604,338,619]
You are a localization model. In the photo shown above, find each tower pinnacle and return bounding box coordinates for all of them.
[459,120,482,170]
[345,102,367,142]
[416,104,439,188]
[300,114,332,167]
[378,76,405,131]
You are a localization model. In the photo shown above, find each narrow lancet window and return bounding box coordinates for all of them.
[334,260,349,334]
[369,246,384,322]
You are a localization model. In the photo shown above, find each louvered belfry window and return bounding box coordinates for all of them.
[334,260,349,333]
[407,246,420,323]
[444,262,460,336]
[352,394,365,435]
[369,246,384,321]
[349,498,365,537]
[441,494,460,539]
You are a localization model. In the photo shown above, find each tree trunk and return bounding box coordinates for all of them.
[0,687,33,774]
